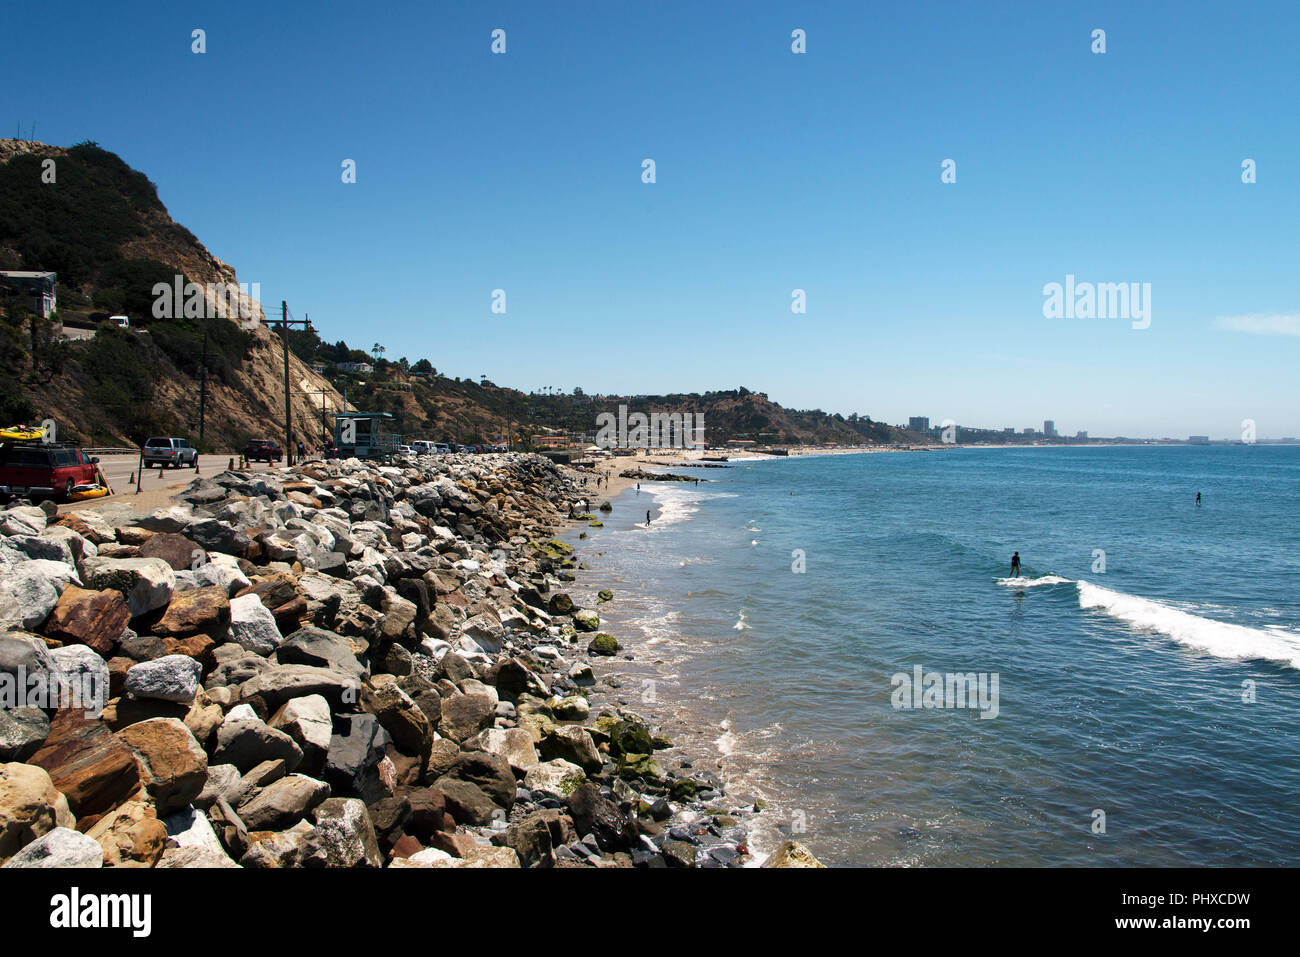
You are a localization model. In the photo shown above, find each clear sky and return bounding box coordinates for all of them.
[5,0,1298,438]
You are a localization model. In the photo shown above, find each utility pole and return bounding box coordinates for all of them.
[198,318,209,444]
[278,301,312,465]
[283,301,290,463]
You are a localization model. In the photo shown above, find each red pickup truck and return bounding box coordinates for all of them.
[0,442,102,501]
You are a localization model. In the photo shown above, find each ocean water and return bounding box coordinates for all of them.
[558,446,1300,867]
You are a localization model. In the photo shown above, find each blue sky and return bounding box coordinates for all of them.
[4,0,1298,438]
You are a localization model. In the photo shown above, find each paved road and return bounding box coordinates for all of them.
[91,453,281,495]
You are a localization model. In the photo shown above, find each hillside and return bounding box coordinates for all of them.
[0,139,346,449]
[0,139,920,450]
[328,368,920,448]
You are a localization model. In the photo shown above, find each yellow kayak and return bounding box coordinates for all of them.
[0,425,44,441]
[68,484,110,501]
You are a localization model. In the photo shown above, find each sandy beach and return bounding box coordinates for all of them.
[558,443,944,503]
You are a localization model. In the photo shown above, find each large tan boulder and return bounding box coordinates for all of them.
[153,585,231,638]
[0,762,75,863]
[85,800,167,867]
[117,718,208,815]
[760,840,826,868]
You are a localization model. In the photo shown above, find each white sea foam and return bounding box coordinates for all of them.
[642,487,736,530]
[716,717,739,756]
[733,609,749,631]
[996,575,1072,587]
[1077,580,1300,670]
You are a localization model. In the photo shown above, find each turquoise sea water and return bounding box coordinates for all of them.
[559,446,1300,866]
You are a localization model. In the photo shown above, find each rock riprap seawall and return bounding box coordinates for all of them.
[0,453,816,868]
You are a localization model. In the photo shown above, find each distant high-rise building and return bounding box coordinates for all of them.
[1023,427,1035,436]
[1043,420,1057,437]
[908,416,930,433]
[1076,431,1088,440]
[1003,427,1015,434]
[1189,435,1210,445]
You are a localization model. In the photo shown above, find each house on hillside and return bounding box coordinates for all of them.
[337,361,373,374]
[0,270,57,318]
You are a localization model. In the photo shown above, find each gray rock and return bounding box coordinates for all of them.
[81,557,175,617]
[228,593,283,656]
[204,648,271,688]
[0,506,45,537]
[0,632,60,702]
[540,725,602,773]
[7,535,75,566]
[465,727,539,773]
[238,774,330,831]
[0,567,59,631]
[194,764,243,810]
[500,811,555,868]
[523,759,587,800]
[275,627,364,678]
[268,694,333,774]
[304,797,383,868]
[124,654,202,703]
[48,645,109,716]
[1,826,103,868]
[323,714,390,804]
[438,693,496,743]
[212,720,304,774]
[236,664,357,710]
[0,707,50,761]
[162,806,225,854]
[193,559,251,597]
[156,845,241,868]
[438,750,516,808]
[436,779,501,827]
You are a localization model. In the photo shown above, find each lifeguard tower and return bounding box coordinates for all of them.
[332,412,401,461]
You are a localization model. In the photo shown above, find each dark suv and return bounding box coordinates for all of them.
[0,442,102,500]
[243,439,283,463]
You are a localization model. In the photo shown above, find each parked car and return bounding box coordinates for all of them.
[409,440,434,455]
[0,442,102,500]
[396,445,415,458]
[243,439,283,463]
[142,436,198,469]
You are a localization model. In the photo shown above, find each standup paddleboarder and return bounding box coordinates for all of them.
[1010,551,1021,577]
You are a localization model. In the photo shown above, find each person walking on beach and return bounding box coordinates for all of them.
[1010,551,1021,577]
[646,509,652,526]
